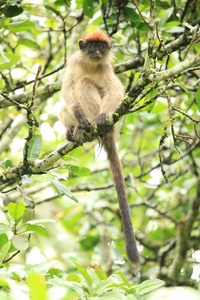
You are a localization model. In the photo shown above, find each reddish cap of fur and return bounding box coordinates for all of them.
[83,30,111,48]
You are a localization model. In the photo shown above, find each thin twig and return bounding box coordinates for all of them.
[0,93,23,108]
[2,250,20,264]
[23,65,42,165]
[32,65,42,96]
[183,29,198,60]
[173,106,200,124]
[166,90,180,153]
[132,0,151,29]
[156,21,170,58]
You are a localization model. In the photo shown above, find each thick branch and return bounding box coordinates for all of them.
[148,52,200,82]
[0,81,60,109]
[115,31,200,73]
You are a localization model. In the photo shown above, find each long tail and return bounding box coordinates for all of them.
[101,127,140,267]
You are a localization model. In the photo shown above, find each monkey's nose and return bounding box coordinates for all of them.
[96,51,102,58]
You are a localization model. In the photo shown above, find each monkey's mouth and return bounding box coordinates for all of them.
[90,56,102,62]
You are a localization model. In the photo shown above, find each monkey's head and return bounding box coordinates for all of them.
[79,30,112,62]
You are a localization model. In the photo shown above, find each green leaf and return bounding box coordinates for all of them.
[0,241,11,262]
[159,7,174,28]
[123,8,139,23]
[54,0,68,6]
[95,268,107,280]
[62,155,78,161]
[83,0,94,18]
[45,4,61,16]
[127,294,142,300]
[50,170,67,180]
[31,173,53,182]
[0,233,9,248]
[18,38,39,49]
[68,165,91,177]
[0,53,21,70]
[67,273,81,283]
[73,261,92,287]
[6,20,35,33]
[196,84,200,112]
[51,179,78,202]
[135,22,149,32]
[0,224,11,235]
[177,82,189,94]
[116,271,129,284]
[3,5,23,17]
[0,278,9,287]
[0,290,12,300]
[12,235,29,252]
[27,134,43,158]
[46,268,63,279]
[8,202,25,221]
[175,0,182,7]
[20,175,34,184]
[4,160,13,168]
[146,100,156,113]
[17,186,35,209]
[165,21,181,29]
[98,291,124,299]
[27,272,47,300]
[26,225,50,237]
[166,26,184,33]
[102,0,108,6]
[68,146,84,157]
[93,278,115,295]
[137,279,165,294]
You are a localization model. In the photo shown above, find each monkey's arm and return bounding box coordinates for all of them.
[97,76,124,126]
[72,104,91,130]
[62,77,92,131]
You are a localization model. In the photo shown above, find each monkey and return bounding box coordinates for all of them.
[59,30,140,266]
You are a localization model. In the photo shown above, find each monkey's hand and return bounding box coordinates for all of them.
[97,113,109,129]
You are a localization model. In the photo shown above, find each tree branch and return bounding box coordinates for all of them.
[167,176,200,281]
[0,81,61,109]
[115,31,200,73]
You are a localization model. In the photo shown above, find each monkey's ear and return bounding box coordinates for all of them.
[79,40,84,49]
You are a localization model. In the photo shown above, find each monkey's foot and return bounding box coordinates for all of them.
[97,113,109,128]
[73,126,85,145]
[65,126,75,141]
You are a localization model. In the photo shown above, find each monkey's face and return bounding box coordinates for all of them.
[81,42,109,62]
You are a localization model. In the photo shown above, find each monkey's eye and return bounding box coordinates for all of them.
[89,44,96,50]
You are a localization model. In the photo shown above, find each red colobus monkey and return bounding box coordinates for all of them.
[59,30,139,266]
